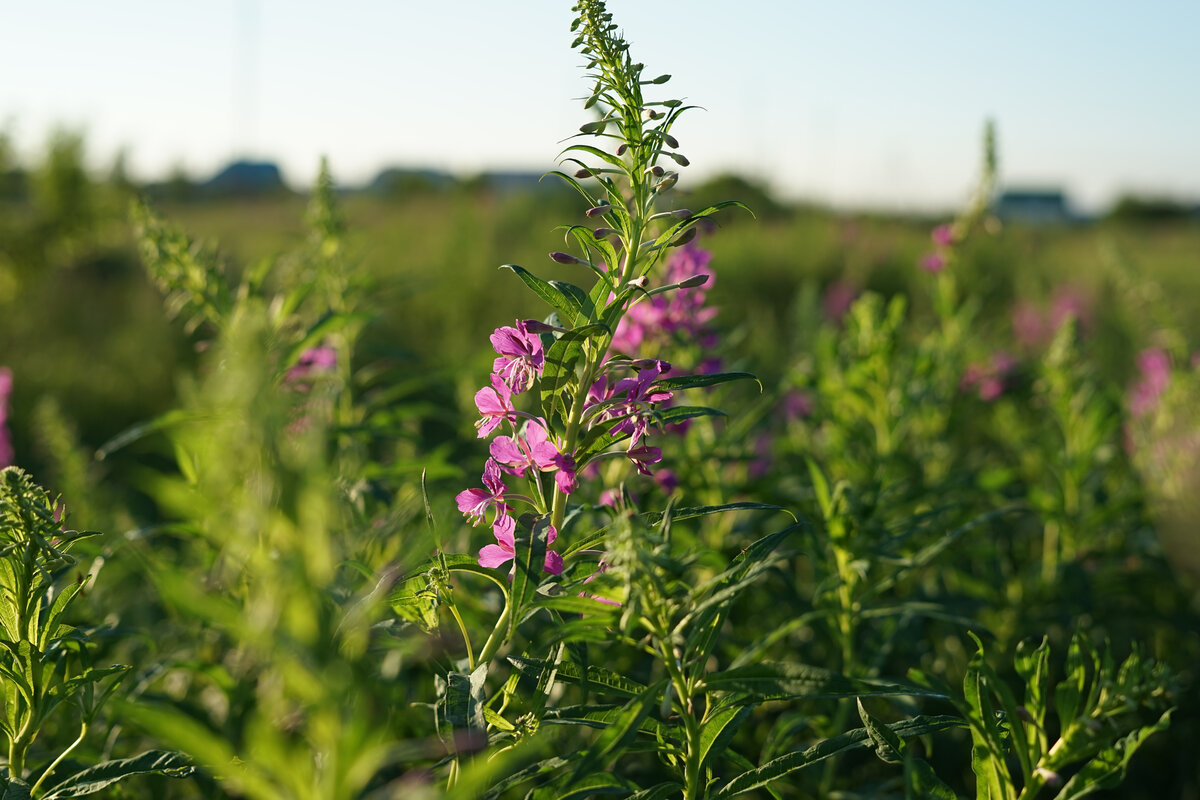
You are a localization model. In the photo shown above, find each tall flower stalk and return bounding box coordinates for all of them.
[454,0,750,627]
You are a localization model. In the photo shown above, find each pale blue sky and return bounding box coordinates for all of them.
[3,1,1197,211]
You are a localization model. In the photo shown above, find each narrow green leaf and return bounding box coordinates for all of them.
[626,782,685,800]
[508,655,649,698]
[699,705,754,770]
[501,265,592,326]
[705,662,945,703]
[1053,710,1172,800]
[568,680,668,786]
[540,324,607,421]
[653,371,761,393]
[479,756,570,800]
[532,772,630,799]
[858,698,905,764]
[507,518,552,640]
[711,716,963,798]
[40,751,193,799]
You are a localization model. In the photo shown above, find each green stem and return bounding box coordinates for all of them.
[445,598,476,671]
[30,721,87,797]
[477,593,512,665]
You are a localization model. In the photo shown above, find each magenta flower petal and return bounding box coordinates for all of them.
[543,550,564,575]
[478,543,514,569]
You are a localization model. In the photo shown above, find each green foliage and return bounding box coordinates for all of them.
[0,468,193,797]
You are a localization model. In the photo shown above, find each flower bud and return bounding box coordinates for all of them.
[522,320,555,333]
[593,227,618,239]
[667,152,690,167]
[616,144,628,156]
[646,109,661,120]
[671,228,697,247]
[575,168,593,179]
[652,74,671,84]
[663,133,679,149]
[627,276,649,290]
[650,165,665,178]
[654,172,679,192]
[549,251,584,265]
[585,203,610,218]
[678,274,709,289]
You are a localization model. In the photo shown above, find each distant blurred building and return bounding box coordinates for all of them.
[203,160,288,197]
[993,188,1074,224]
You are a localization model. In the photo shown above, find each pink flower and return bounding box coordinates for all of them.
[609,362,673,447]
[455,458,511,525]
[1128,348,1171,417]
[920,252,946,273]
[626,444,663,476]
[0,367,12,468]
[490,420,578,494]
[821,281,858,322]
[287,345,337,382]
[478,514,564,575]
[474,375,517,438]
[653,468,678,494]
[491,320,545,394]
[782,389,813,421]
[931,224,955,247]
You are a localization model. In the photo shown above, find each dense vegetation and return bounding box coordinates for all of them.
[1,4,1197,797]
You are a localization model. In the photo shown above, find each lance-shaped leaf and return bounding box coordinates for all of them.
[500,265,592,326]
[710,715,963,798]
[508,655,650,698]
[40,751,194,799]
[567,680,668,787]
[435,663,489,740]
[507,517,554,641]
[1054,710,1172,800]
[705,661,946,703]
[540,323,608,423]
[699,704,755,772]
[652,371,762,393]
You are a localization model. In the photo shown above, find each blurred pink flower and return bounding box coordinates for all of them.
[1128,348,1171,417]
[821,280,858,322]
[931,224,955,247]
[0,367,13,467]
[920,252,946,274]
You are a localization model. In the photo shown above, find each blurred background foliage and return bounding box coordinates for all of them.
[1,129,1198,798]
